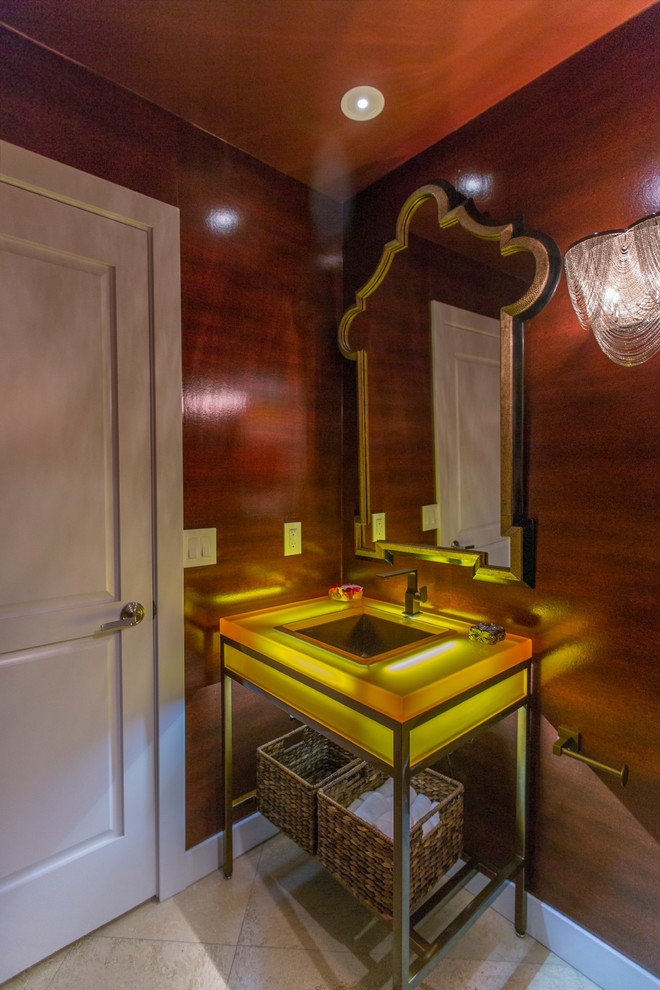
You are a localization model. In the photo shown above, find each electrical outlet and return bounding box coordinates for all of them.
[284,521,302,556]
[372,512,386,542]
[422,503,439,531]
[183,528,217,568]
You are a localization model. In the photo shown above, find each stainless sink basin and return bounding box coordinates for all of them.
[277,606,449,665]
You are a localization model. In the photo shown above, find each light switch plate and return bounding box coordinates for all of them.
[372,512,386,541]
[183,528,217,568]
[422,503,439,531]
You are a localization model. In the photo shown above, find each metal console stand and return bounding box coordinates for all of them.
[388,703,529,988]
[222,672,233,878]
[221,636,530,990]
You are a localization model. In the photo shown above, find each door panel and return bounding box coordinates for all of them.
[0,175,156,980]
[0,640,122,879]
[0,236,117,620]
[431,301,510,567]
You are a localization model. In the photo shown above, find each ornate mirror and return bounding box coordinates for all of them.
[339,181,561,587]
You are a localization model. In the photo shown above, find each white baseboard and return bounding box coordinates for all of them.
[178,812,278,891]
[183,813,659,990]
[464,871,659,990]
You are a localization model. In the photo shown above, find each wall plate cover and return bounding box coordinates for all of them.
[183,528,217,568]
[372,512,386,541]
[284,521,302,556]
[422,504,439,531]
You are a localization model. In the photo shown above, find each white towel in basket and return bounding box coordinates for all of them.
[350,780,439,839]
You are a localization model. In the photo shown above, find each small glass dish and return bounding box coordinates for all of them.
[328,584,363,602]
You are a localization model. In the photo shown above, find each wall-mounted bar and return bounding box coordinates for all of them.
[552,726,629,786]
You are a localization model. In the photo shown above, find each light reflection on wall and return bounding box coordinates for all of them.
[457,172,493,199]
[206,207,240,234]
[210,584,289,608]
[183,387,248,420]
[537,642,596,684]
[639,165,660,214]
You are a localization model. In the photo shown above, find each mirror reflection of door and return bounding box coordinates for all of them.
[340,182,561,583]
[431,301,510,567]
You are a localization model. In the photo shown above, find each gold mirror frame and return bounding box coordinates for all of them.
[339,181,561,587]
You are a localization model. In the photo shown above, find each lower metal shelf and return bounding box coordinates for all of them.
[406,854,524,987]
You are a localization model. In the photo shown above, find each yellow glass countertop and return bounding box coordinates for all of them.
[220,596,532,725]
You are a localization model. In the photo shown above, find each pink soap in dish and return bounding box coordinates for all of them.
[328,584,363,602]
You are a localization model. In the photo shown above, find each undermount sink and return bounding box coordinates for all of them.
[277,605,449,665]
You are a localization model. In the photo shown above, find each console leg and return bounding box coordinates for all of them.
[222,670,233,878]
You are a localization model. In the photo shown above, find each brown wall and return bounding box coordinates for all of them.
[341,6,660,975]
[2,5,659,975]
[0,25,344,849]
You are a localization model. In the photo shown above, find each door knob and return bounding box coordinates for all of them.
[100,601,146,632]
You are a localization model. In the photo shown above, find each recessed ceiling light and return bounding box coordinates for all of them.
[340,86,385,121]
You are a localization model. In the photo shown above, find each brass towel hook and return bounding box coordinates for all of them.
[552,726,629,786]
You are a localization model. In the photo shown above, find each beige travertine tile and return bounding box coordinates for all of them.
[226,944,384,990]
[239,833,564,977]
[48,937,235,990]
[535,958,603,989]
[417,892,552,965]
[0,834,605,990]
[420,957,603,989]
[0,947,70,990]
[96,846,260,945]
[238,833,381,953]
[226,945,602,990]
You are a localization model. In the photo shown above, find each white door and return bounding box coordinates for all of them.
[431,301,510,568]
[0,174,157,980]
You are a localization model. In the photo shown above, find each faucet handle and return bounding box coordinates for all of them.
[378,569,428,616]
[377,568,417,579]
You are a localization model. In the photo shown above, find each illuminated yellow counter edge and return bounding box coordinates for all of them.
[224,643,526,767]
[220,596,531,722]
[222,594,531,767]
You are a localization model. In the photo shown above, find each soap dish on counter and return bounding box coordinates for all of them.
[468,622,506,644]
[328,584,363,602]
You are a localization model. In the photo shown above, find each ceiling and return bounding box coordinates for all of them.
[0,0,655,201]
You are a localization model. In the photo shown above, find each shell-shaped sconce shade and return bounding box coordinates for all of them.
[564,213,660,366]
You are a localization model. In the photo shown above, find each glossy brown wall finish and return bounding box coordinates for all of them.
[178,125,344,844]
[0,24,344,849]
[2,5,660,976]
[342,7,660,974]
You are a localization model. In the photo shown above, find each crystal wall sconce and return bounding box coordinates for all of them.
[564,213,660,366]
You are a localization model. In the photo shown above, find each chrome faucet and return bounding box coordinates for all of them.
[377,568,428,617]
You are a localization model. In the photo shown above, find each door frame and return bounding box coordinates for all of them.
[0,140,187,901]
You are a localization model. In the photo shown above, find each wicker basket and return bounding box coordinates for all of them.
[256,725,359,855]
[317,762,463,921]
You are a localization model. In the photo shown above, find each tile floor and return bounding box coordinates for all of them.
[4,833,603,990]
